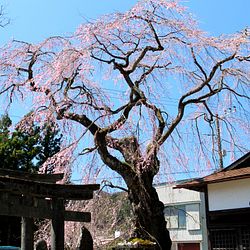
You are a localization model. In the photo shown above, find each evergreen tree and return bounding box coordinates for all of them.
[0,113,62,172]
[36,122,62,173]
[0,113,12,132]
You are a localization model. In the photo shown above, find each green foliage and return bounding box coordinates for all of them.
[128,238,156,246]
[36,122,63,173]
[0,113,12,132]
[108,238,157,250]
[0,113,62,172]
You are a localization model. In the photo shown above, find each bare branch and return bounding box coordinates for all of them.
[100,180,128,193]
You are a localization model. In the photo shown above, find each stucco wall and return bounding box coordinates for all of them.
[208,178,250,211]
[155,184,208,250]
[156,184,201,204]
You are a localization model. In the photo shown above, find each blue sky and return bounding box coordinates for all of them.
[0,1,249,181]
[1,0,250,45]
[1,0,249,122]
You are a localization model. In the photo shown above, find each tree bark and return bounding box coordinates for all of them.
[95,133,171,249]
[126,173,172,250]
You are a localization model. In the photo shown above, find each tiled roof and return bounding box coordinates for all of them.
[175,166,250,191]
[222,152,250,171]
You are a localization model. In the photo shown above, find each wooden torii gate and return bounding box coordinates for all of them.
[0,168,99,250]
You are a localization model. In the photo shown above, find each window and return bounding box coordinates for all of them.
[211,229,237,250]
[186,204,201,230]
[178,206,186,228]
[164,205,186,229]
[211,228,250,250]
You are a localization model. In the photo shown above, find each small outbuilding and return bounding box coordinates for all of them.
[155,182,208,250]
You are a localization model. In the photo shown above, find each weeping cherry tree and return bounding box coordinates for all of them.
[0,0,249,249]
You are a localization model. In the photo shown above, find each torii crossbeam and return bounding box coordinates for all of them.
[0,168,99,250]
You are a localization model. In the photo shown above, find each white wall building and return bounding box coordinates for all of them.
[155,182,208,250]
[176,152,250,250]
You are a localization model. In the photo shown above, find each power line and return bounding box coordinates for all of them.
[71,167,217,183]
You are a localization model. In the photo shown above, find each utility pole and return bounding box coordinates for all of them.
[214,106,236,169]
[215,114,223,169]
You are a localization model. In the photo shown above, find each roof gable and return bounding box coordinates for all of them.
[222,152,250,171]
[175,152,250,191]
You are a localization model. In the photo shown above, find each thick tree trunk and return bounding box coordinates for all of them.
[126,173,172,250]
[95,133,171,248]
